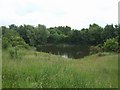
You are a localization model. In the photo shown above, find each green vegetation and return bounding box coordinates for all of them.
[1,23,119,88]
[1,24,120,48]
[2,29,29,49]
[103,38,118,52]
[0,50,1,89]
[2,49,118,88]
[8,46,24,59]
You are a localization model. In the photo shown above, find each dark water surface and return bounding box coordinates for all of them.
[37,45,90,59]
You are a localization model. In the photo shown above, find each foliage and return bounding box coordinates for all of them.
[8,46,25,59]
[89,45,102,55]
[68,30,82,44]
[88,24,103,45]
[1,23,119,88]
[35,24,50,45]
[1,24,119,52]
[2,37,10,49]
[2,29,29,49]
[8,47,17,59]
[103,38,118,52]
[101,24,116,43]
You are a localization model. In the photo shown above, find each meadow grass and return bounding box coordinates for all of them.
[0,56,1,89]
[2,49,118,88]
[0,52,2,89]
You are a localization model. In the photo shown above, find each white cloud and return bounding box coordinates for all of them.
[0,0,119,29]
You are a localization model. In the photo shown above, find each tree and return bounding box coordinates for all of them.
[103,38,118,52]
[2,29,28,49]
[35,24,50,45]
[57,26,71,35]
[1,26,8,35]
[1,23,119,49]
[17,25,33,45]
[101,24,116,42]
[87,23,103,45]
[68,30,82,44]
[47,28,61,44]
[9,24,17,30]
[80,28,89,44]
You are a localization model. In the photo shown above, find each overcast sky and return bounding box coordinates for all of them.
[0,0,119,29]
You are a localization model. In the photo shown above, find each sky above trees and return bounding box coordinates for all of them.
[0,0,119,29]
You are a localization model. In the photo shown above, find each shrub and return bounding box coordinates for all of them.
[9,47,17,59]
[2,29,29,49]
[97,52,106,57]
[103,38,118,52]
[89,45,102,55]
[2,37,10,49]
[8,46,24,59]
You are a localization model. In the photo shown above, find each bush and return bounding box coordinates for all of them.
[2,29,29,49]
[103,38,118,52]
[2,37,10,49]
[9,47,17,59]
[89,45,102,55]
[8,46,24,59]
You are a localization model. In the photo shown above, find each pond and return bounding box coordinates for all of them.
[36,45,90,59]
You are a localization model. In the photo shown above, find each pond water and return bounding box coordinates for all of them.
[37,45,90,59]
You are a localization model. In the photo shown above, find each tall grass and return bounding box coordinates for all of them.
[2,49,118,88]
[0,62,1,88]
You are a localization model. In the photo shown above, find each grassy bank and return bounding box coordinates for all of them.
[2,49,118,88]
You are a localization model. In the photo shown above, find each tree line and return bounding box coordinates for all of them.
[1,23,120,52]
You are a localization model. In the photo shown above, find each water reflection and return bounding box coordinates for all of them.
[37,45,89,59]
